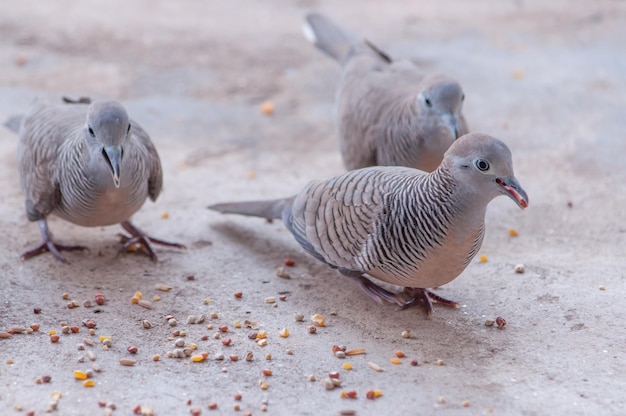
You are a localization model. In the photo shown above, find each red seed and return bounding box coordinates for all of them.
[127,345,138,354]
[82,319,97,329]
[284,258,295,267]
[208,402,218,410]
[190,408,201,416]
[234,392,242,401]
[98,401,107,407]
[221,338,232,346]
[346,390,357,399]
[410,359,419,366]
[50,334,60,343]
[234,292,243,298]
[34,307,42,314]
[328,371,340,379]
[496,317,506,329]
[94,293,105,305]
[366,390,376,400]
[219,325,228,333]
[201,335,209,341]
[42,375,52,383]
[133,405,141,414]
[70,326,79,333]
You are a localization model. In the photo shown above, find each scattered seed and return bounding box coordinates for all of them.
[218,325,228,333]
[284,258,295,267]
[94,293,105,305]
[191,353,207,362]
[214,352,224,361]
[438,396,446,404]
[34,307,42,314]
[307,325,317,334]
[233,405,240,411]
[436,359,445,366]
[275,267,290,279]
[514,264,525,273]
[154,283,172,292]
[222,338,232,346]
[119,359,136,366]
[102,339,113,347]
[339,410,355,416]
[138,300,152,309]
[153,295,161,302]
[152,355,160,362]
[367,362,383,372]
[329,371,340,379]
[83,338,94,346]
[62,326,71,334]
[599,285,606,291]
[233,319,241,329]
[401,330,411,339]
[462,400,470,407]
[168,318,177,327]
[83,300,93,308]
[62,293,70,300]
[87,351,96,361]
[196,314,206,324]
[83,380,95,387]
[174,338,185,348]
[508,229,519,237]
[394,350,406,358]
[183,347,193,356]
[285,349,294,355]
[265,297,276,304]
[0,332,13,339]
[127,345,138,354]
[310,314,325,327]
[213,332,221,339]
[83,319,97,329]
[234,292,243,298]
[308,374,316,382]
[342,363,352,370]
[257,339,268,347]
[345,348,366,356]
[89,328,96,336]
[391,357,401,365]
[279,328,289,338]
[187,315,196,325]
[496,317,506,329]
[73,370,88,380]
[485,319,495,327]
[210,312,219,319]
[229,354,239,362]
[70,326,79,333]
[256,329,267,339]
[245,351,254,362]
[207,402,218,410]
[410,359,418,366]
[142,320,152,329]
[279,294,287,301]
[479,254,488,263]
[50,334,60,343]
[260,380,269,390]
[335,351,346,358]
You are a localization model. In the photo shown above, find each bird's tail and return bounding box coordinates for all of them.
[208,197,294,220]
[303,13,357,63]
[3,115,23,134]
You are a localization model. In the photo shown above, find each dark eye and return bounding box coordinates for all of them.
[88,126,95,137]
[424,97,432,107]
[127,124,131,134]
[475,159,490,171]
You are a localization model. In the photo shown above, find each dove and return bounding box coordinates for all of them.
[209,133,528,315]
[12,98,185,262]
[303,12,469,172]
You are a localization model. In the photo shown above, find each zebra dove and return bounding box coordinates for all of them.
[13,98,185,262]
[303,12,469,172]
[209,133,528,315]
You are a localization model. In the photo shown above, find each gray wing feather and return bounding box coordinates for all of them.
[128,121,162,201]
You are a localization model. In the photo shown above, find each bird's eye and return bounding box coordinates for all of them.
[475,159,490,171]
[424,97,432,107]
[88,127,95,137]
[127,124,131,134]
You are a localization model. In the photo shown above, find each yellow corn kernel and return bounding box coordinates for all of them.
[256,330,267,339]
[260,381,268,390]
[278,328,289,338]
[191,354,206,362]
[82,380,95,387]
[342,363,353,370]
[390,357,401,365]
[131,296,140,304]
[310,314,325,327]
[73,370,88,380]
[374,389,383,398]
[49,330,56,335]
[99,336,111,342]
[479,255,488,263]
[508,228,519,237]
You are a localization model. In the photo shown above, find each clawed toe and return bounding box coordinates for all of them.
[402,288,459,316]
[118,221,186,262]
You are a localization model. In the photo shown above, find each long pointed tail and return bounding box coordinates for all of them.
[303,13,357,63]
[208,197,294,220]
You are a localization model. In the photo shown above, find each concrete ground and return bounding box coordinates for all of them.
[1,1,625,415]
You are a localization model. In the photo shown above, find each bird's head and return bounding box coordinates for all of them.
[417,74,465,139]
[442,133,529,209]
[84,100,131,188]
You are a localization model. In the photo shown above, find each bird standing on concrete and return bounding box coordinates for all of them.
[14,99,185,262]
[209,133,528,315]
[303,12,469,172]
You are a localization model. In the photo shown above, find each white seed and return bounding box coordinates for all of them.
[154,283,172,292]
[401,330,411,339]
[367,362,383,372]
[92,364,102,372]
[168,318,177,327]
[119,358,136,366]
[77,343,85,351]
[166,351,175,358]
[214,352,225,361]
[137,300,152,309]
[174,338,185,347]
[85,369,94,378]
[196,314,206,324]
[514,264,525,274]
[142,320,152,329]
[485,319,495,327]
[294,312,304,322]
[308,374,316,382]
[102,339,112,347]
[335,351,346,359]
[83,300,93,308]
[265,297,276,304]
[275,267,290,279]
[87,351,96,361]
[187,315,196,325]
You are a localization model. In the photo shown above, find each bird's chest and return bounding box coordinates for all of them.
[55,167,148,227]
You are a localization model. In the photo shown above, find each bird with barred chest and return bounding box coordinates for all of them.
[209,133,528,315]
[14,98,185,262]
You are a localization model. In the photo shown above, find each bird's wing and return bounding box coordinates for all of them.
[129,121,163,202]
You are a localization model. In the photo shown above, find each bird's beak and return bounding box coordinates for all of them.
[103,145,122,188]
[443,114,459,138]
[496,176,528,209]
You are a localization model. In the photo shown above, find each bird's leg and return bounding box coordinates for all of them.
[348,275,405,307]
[21,219,88,263]
[118,221,186,262]
[402,287,459,316]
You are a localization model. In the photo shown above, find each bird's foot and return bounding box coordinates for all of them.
[21,241,88,263]
[350,276,405,307]
[402,287,459,316]
[118,221,186,262]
